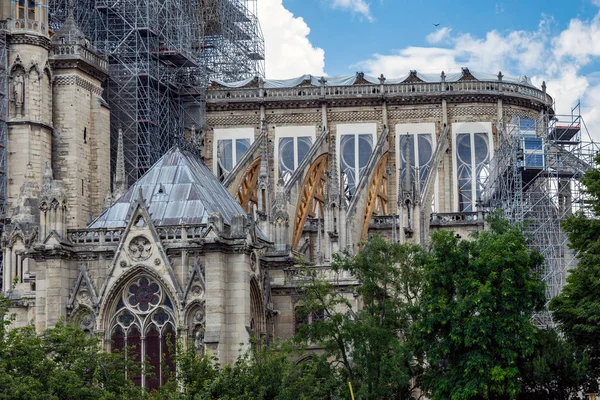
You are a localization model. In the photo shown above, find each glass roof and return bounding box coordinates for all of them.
[89,147,247,228]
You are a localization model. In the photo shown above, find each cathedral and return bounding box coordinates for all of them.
[2,0,584,390]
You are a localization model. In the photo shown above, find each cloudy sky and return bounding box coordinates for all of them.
[257,0,600,139]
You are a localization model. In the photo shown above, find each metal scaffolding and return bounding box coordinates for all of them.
[48,0,264,184]
[200,0,265,81]
[484,105,598,327]
[0,22,7,291]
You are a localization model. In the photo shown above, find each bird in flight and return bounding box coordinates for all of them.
[433,23,440,26]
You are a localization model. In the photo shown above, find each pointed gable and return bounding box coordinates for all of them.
[89,147,247,228]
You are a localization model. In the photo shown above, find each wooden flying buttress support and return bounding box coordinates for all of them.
[361,152,389,242]
[235,157,261,213]
[292,153,328,250]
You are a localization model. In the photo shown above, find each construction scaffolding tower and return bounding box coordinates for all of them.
[484,105,599,327]
[0,22,7,291]
[48,0,264,184]
[200,0,265,81]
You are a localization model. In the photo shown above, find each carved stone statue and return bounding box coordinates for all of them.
[12,73,25,116]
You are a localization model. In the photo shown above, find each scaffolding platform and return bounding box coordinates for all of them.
[151,50,199,68]
[549,125,580,142]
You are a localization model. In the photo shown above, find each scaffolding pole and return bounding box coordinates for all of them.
[49,0,264,184]
[484,106,598,327]
[0,22,7,291]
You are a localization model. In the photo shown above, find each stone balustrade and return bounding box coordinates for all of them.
[67,224,207,245]
[6,19,48,35]
[429,212,485,226]
[206,78,552,106]
[51,43,109,72]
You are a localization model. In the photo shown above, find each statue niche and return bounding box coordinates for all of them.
[10,67,26,117]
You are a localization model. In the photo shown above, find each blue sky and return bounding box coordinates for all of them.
[257,0,600,139]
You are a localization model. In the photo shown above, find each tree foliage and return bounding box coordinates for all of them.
[294,236,426,399]
[413,214,545,399]
[550,154,600,366]
[0,296,140,400]
[518,328,591,399]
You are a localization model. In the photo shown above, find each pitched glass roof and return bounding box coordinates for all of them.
[89,147,246,228]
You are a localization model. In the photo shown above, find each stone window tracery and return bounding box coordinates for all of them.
[275,126,316,184]
[452,122,493,212]
[213,128,254,181]
[109,275,175,390]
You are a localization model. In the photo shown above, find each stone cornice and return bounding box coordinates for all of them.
[52,74,104,96]
[7,119,54,131]
[7,32,51,50]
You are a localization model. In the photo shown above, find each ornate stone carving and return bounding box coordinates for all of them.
[128,235,152,261]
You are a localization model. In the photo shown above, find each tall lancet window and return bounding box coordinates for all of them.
[452,122,493,212]
[396,123,436,195]
[213,128,254,181]
[275,126,315,184]
[109,275,176,390]
[337,123,376,201]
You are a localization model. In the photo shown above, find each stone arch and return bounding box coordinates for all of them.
[70,305,96,334]
[361,152,389,242]
[250,276,265,344]
[28,66,41,120]
[98,264,180,331]
[184,300,206,354]
[292,153,328,249]
[103,268,179,389]
[42,67,52,123]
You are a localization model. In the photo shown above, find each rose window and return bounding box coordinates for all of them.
[110,275,176,390]
[128,236,152,260]
[127,277,161,312]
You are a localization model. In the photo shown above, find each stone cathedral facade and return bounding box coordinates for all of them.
[1,0,555,390]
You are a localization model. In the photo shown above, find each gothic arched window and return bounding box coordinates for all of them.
[109,276,176,390]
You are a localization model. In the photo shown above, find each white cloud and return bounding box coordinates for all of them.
[354,10,600,140]
[329,0,373,22]
[257,0,326,79]
[355,47,460,77]
[427,27,452,44]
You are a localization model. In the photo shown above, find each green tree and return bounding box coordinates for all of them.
[294,236,425,399]
[414,215,545,400]
[550,154,600,386]
[518,328,590,400]
[0,295,141,400]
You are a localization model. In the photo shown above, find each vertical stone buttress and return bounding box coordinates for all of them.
[50,11,109,228]
[5,0,53,214]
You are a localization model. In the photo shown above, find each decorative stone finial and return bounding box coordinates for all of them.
[113,128,127,199]
[379,74,386,84]
[498,71,504,81]
[441,71,446,82]
[542,81,547,93]
[318,76,327,86]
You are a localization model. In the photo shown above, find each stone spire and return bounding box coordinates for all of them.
[258,121,269,188]
[51,0,87,46]
[257,120,269,219]
[113,128,128,200]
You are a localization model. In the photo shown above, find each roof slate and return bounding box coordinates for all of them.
[89,147,246,228]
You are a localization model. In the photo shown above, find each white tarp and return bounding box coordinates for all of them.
[210,70,538,89]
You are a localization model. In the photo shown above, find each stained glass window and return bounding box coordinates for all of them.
[213,128,254,181]
[278,136,312,183]
[455,130,491,212]
[340,134,373,200]
[109,275,175,389]
[398,133,434,193]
